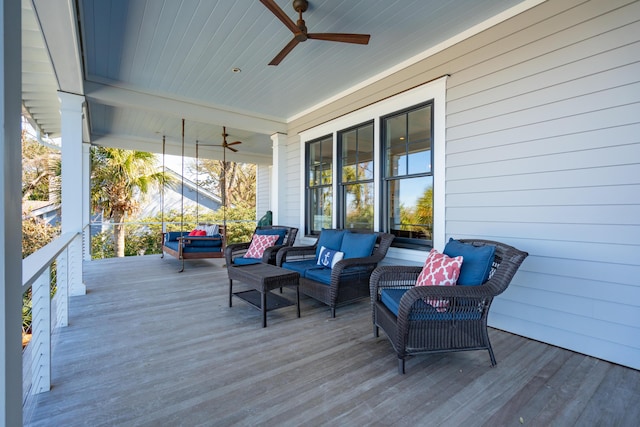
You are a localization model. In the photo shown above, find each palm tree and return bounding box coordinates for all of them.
[90,147,165,257]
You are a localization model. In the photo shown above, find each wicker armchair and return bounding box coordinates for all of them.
[225,226,298,266]
[370,239,528,374]
[278,231,395,317]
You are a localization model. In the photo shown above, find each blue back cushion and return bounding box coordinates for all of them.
[315,229,348,258]
[443,238,495,286]
[340,232,377,259]
[255,228,288,245]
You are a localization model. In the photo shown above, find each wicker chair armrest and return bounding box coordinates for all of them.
[261,244,287,263]
[224,242,251,264]
[369,265,423,292]
[331,255,384,277]
[276,245,317,266]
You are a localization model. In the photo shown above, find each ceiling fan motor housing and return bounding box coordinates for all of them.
[293,0,308,13]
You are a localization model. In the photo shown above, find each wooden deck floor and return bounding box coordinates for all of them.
[24,255,640,426]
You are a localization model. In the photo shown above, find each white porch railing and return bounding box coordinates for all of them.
[21,231,80,404]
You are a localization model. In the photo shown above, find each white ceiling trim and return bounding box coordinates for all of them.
[84,81,288,136]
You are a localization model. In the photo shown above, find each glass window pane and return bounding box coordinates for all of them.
[311,186,332,233]
[341,129,357,182]
[408,105,431,143]
[385,115,407,177]
[321,138,333,185]
[308,141,321,185]
[344,182,374,231]
[358,124,374,180]
[387,176,433,240]
[407,139,431,175]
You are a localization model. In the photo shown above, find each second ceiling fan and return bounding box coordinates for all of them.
[260,0,371,66]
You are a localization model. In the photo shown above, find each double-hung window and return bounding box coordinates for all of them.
[382,102,434,248]
[305,135,333,235]
[338,122,374,231]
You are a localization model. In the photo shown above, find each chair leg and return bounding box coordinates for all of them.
[331,307,336,318]
[398,357,405,374]
[488,346,497,366]
[373,325,379,337]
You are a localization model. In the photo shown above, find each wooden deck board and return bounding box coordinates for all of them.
[24,255,640,427]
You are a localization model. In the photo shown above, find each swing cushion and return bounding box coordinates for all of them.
[163,231,223,254]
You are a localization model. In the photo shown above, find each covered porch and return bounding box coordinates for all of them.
[24,256,640,426]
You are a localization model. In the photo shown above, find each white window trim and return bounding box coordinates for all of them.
[299,76,447,260]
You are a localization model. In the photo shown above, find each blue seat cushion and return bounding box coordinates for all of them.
[340,232,377,259]
[380,288,481,321]
[304,267,332,285]
[315,229,348,258]
[281,259,320,277]
[233,257,262,266]
[255,228,288,245]
[443,238,495,286]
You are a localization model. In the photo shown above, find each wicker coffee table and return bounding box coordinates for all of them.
[227,263,300,327]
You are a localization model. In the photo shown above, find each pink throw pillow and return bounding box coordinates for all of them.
[244,234,279,259]
[416,248,463,311]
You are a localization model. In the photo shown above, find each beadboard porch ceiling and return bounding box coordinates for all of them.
[24,0,527,164]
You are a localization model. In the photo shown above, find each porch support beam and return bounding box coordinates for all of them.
[59,92,86,295]
[270,133,288,225]
[84,81,288,136]
[1,0,23,424]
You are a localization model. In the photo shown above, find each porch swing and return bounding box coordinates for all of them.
[160,119,226,272]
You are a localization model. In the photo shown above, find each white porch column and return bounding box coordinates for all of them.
[1,0,23,424]
[59,92,86,295]
[270,133,287,225]
[82,142,91,260]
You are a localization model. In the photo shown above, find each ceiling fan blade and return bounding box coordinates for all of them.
[225,146,239,153]
[227,141,242,146]
[269,37,300,66]
[260,0,299,34]
[307,33,370,44]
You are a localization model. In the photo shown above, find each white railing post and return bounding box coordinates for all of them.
[22,232,78,406]
[31,268,51,394]
[56,247,69,328]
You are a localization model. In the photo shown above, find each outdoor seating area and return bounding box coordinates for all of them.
[23,254,640,426]
[277,229,395,317]
[371,239,529,374]
[225,225,298,266]
[161,223,225,264]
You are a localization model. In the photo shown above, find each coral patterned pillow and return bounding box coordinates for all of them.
[243,234,279,259]
[416,249,463,311]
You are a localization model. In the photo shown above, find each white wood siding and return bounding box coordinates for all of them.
[445,0,640,369]
[255,164,271,219]
[286,0,639,369]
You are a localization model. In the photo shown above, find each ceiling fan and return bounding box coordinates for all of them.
[260,0,371,65]
[210,126,242,152]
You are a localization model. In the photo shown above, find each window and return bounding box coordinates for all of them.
[300,77,446,251]
[338,122,374,231]
[382,102,434,248]
[306,135,333,235]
